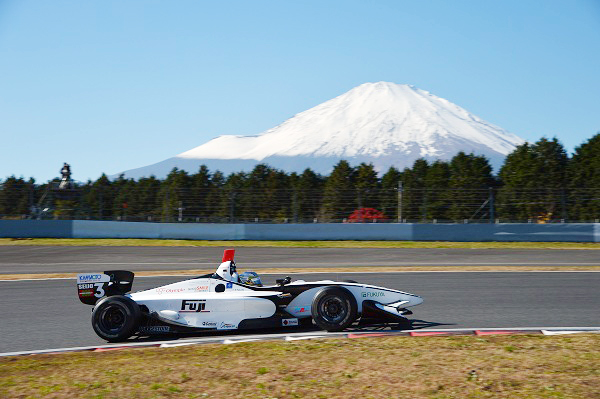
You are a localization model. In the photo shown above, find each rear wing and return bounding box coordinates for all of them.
[77,270,134,305]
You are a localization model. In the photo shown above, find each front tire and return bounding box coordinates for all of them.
[311,286,357,332]
[92,295,140,342]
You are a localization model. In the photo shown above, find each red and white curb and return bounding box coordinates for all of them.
[2,327,599,357]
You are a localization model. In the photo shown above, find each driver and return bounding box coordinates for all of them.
[238,271,263,287]
[214,260,263,286]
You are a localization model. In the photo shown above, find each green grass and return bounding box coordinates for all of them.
[2,237,600,249]
[1,334,599,398]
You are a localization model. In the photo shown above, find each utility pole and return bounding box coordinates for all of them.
[397,181,403,223]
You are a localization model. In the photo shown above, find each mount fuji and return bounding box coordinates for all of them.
[120,82,524,178]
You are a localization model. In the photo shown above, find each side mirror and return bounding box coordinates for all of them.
[276,276,292,286]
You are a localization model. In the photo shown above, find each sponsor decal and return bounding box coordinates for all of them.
[226,282,233,289]
[180,300,210,312]
[78,281,106,298]
[156,286,209,294]
[294,307,308,313]
[202,321,217,327]
[362,292,386,298]
[156,287,186,295]
[282,318,299,326]
[139,326,171,333]
[77,273,109,284]
[78,283,95,289]
[278,293,292,298]
[217,322,237,330]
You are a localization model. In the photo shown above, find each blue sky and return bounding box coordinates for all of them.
[1,0,599,183]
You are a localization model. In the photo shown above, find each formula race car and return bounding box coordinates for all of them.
[77,249,423,342]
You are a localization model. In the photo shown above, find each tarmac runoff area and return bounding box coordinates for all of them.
[0,246,599,354]
[1,246,600,279]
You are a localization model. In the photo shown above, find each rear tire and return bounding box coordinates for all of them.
[311,286,357,332]
[92,295,140,342]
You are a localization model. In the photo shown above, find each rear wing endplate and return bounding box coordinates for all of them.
[77,270,134,305]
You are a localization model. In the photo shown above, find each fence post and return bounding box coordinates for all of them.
[178,201,184,222]
[28,183,34,219]
[229,191,236,223]
[397,181,403,223]
[292,191,298,223]
[560,188,568,221]
[98,190,102,221]
[422,189,427,222]
[489,187,495,224]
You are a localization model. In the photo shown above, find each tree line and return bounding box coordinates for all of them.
[1,133,599,223]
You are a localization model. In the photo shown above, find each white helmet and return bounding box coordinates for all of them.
[215,260,239,282]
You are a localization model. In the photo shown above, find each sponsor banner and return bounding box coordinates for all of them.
[139,326,171,334]
[226,282,233,289]
[180,300,209,313]
[217,322,237,330]
[78,289,94,297]
[77,273,109,284]
[294,307,309,313]
[282,318,299,327]
[201,321,217,327]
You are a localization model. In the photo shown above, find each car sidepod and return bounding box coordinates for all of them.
[285,282,422,318]
[131,295,279,331]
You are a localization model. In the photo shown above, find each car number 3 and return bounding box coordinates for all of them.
[94,283,105,298]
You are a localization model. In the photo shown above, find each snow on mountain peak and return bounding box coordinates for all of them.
[120,82,524,179]
[178,81,522,163]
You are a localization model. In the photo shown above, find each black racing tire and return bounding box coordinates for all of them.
[92,295,141,342]
[311,286,357,332]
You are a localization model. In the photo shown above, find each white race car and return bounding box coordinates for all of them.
[77,249,423,342]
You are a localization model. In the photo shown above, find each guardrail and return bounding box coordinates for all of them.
[1,220,599,242]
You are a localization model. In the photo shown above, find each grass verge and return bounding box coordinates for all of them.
[2,237,600,249]
[1,334,599,399]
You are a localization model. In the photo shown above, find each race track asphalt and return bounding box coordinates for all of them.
[1,246,599,354]
[1,246,600,275]
[2,272,600,353]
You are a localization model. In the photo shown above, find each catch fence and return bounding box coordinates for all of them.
[1,185,599,224]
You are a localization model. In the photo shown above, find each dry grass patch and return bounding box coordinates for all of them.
[2,238,600,250]
[1,334,599,398]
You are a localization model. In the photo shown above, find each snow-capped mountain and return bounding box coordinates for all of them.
[120,82,524,178]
